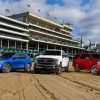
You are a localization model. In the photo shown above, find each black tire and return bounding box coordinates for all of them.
[34,68,40,74]
[2,63,11,73]
[65,67,69,72]
[66,61,69,72]
[74,64,80,72]
[56,66,62,75]
[25,64,31,72]
[91,65,99,75]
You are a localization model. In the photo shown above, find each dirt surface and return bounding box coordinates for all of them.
[0,62,100,100]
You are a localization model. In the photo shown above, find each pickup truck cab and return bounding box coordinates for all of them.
[34,50,69,74]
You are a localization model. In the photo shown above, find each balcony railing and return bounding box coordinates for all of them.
[30,29,79,44]
[29,23,72,39]
[31,35,81,48]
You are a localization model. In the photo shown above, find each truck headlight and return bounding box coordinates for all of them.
[54,59,58,64]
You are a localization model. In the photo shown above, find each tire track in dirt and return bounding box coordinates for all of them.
[29,73,53,100]
[0,73,20,100]
[32,73,58,100]
[0,72,50,100]
[16,73,26,100]
[34,74,100,100]
[15,72,57,100]
[60,72,100,93]
[16,72,47,100]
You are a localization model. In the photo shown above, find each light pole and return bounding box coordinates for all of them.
[89,39,92,51]
[54,17,57,22]
[5,9,10,16]
[38,9,41,16]
[46,13,49,19]
[80,37,83,47]
[63,20,65,25]
[27,4,31,12]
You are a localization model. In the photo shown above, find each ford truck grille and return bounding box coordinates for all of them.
[37,58,55,66]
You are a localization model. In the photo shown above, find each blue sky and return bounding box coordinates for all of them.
[47,0,65,6]
[0,0,100,45]
[47,0,91,5]
[46,0,93,39]
[81,0,92,5]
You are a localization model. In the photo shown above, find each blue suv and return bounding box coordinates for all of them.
[0,52,32,73]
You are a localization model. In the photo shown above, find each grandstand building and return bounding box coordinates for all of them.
[0,12,84,56]
[0,14,29,52]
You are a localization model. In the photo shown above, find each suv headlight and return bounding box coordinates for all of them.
[97,61,100,65]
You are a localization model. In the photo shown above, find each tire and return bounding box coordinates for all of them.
[56,66,62,75]
[25,64,31,72]
[63,66,69,72]
[74,64,80,72]
[34,68,40,74]
[2,63,11,73]
[65,67,69,72]
[91,65,99,75]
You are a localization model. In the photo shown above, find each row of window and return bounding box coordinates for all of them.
[27,18,72,34]
[30,26,72,40]
[75,54,100,59]
[1,19,27,29]
[31,34,78,47]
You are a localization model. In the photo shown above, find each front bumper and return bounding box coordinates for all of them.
[34,63,58,69]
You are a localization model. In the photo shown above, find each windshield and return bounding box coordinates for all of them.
[1,53,15,58]
[42,50,61,56]
[91,54,100,59]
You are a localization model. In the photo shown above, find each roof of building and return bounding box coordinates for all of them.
[0,14,28,26]
[9,12,73,30]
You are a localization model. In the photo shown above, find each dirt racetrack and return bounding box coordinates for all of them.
[0,62,100,100]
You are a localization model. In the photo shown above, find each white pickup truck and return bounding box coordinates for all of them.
[34,50,69,74]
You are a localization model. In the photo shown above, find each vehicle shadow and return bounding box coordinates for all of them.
[11,69,100,76]
[13,69,53,75]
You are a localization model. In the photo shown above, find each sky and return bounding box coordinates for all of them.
[0,0,100,45]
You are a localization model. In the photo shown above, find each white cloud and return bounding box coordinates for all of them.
[77,0,100,45]
[0,0,100,45]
